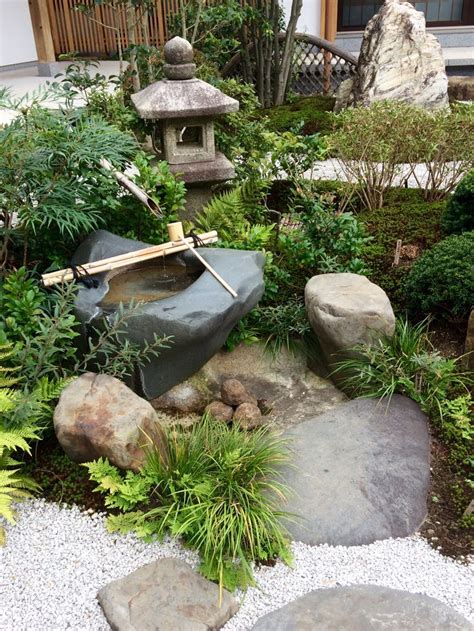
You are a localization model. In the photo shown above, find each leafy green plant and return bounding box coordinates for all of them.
[442,169,474,235]
[102,152,186,243]
[437,395,473,471]
[333,318,472,420]
[0,422,41,545]
[85,416,293,592]
[330,101,474,209]
[405,232,474,320]
[0,98,137,269]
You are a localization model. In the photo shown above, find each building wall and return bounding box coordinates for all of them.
[282,0,321,36]
[0,0,37,67]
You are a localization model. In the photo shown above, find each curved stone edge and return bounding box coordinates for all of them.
[251,585,473,631]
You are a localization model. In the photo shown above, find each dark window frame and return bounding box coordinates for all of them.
[337,0,474,31]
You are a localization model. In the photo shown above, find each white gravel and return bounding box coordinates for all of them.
[1,499,473,630]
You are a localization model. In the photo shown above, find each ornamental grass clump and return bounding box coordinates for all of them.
[333,318,472,421]
[85,416,293,593]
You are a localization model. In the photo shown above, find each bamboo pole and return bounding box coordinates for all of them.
[100,158,161,217]
[167,222,238,298]
[42,230,218,286]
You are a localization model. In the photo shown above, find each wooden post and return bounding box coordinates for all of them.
[28,0,58,76]
[325,0,338,42]
[320,0,327,39]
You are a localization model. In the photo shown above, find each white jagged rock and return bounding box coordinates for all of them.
[336,0,449,111]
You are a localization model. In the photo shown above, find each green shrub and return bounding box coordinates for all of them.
[405,232,474,320]
[333,318,472,420]
[442,170,474,235]
[330,101,474,210]
[85,416,292,592]
[360,188,444,308]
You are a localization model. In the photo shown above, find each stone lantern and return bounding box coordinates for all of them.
[131,37,239,216]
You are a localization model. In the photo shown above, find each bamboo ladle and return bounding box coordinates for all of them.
[167,222,238,298]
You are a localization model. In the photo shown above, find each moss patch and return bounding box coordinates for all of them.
[259,95,336,136]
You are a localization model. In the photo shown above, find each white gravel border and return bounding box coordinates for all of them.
[1,499,473,630]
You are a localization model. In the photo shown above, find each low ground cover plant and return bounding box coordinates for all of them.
[85,416,292,593]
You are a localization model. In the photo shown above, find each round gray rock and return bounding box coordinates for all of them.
[305,273,395,366]
[251,585,472,631]
[279,395,430,545]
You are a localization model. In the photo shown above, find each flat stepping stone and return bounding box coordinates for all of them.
[251,585,472,630]
[97,558,238,630]
[280,395,430,545]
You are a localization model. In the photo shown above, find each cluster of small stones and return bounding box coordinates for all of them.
[205,379,266,429]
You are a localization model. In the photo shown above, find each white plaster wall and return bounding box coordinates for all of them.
[0,0,37,67]
[282,0,321,36]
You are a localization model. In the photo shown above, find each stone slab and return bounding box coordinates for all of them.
[251,585,472,631]
[279,395,430,545]
[98,558,238,631]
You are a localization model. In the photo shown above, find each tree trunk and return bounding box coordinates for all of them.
[274,0,302,105]
[126,1,140,92]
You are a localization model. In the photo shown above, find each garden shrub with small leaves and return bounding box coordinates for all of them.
[441,169,474,236]
[405,232,474,320]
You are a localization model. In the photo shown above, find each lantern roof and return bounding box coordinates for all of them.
[131,37,239,120]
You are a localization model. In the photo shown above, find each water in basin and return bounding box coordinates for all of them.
[100,262,200,309]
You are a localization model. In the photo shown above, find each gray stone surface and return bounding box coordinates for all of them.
[336,0,449,111]
[195,343,346,429]
[98,557,238,631]
[305,273,395,367]
[54,373,165,471]
[251,585,473,631]
[73,230,265,399]
[449,76,474,102]
[279,395,430,546]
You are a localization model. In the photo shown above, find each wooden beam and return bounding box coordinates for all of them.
[28,0,56,64]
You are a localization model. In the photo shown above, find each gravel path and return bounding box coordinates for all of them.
[1,500,473,630]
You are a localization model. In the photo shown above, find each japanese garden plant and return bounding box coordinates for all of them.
[85,415,293,593]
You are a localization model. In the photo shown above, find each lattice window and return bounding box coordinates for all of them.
[339,0,468,28]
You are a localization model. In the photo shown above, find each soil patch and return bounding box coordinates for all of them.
[420,435,473,561]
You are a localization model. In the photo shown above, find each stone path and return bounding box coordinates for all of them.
[251,585,473,631]
[279,395,431,546]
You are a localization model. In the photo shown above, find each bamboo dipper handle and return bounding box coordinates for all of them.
[167,222,238,299]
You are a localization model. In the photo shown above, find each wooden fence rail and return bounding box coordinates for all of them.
[46,0,184,57]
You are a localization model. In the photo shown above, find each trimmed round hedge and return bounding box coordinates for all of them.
[442,170,474,235]
[405,231,474,320]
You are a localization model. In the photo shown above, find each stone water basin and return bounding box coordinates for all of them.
[72,230,265,399]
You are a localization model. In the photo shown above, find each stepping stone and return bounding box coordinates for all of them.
[252,585,472,630]
[280,395,430,545]
[98,558,238,630]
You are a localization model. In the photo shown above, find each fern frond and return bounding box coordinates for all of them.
[194,181,266,242]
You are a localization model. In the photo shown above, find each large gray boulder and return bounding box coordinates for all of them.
[72,230,265,399]
[252,585,472,630]
[336,0,449,111]
[98,558,238,631]
[279,395,430,546]
[305,273,395,368]
[54,372,165,471]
